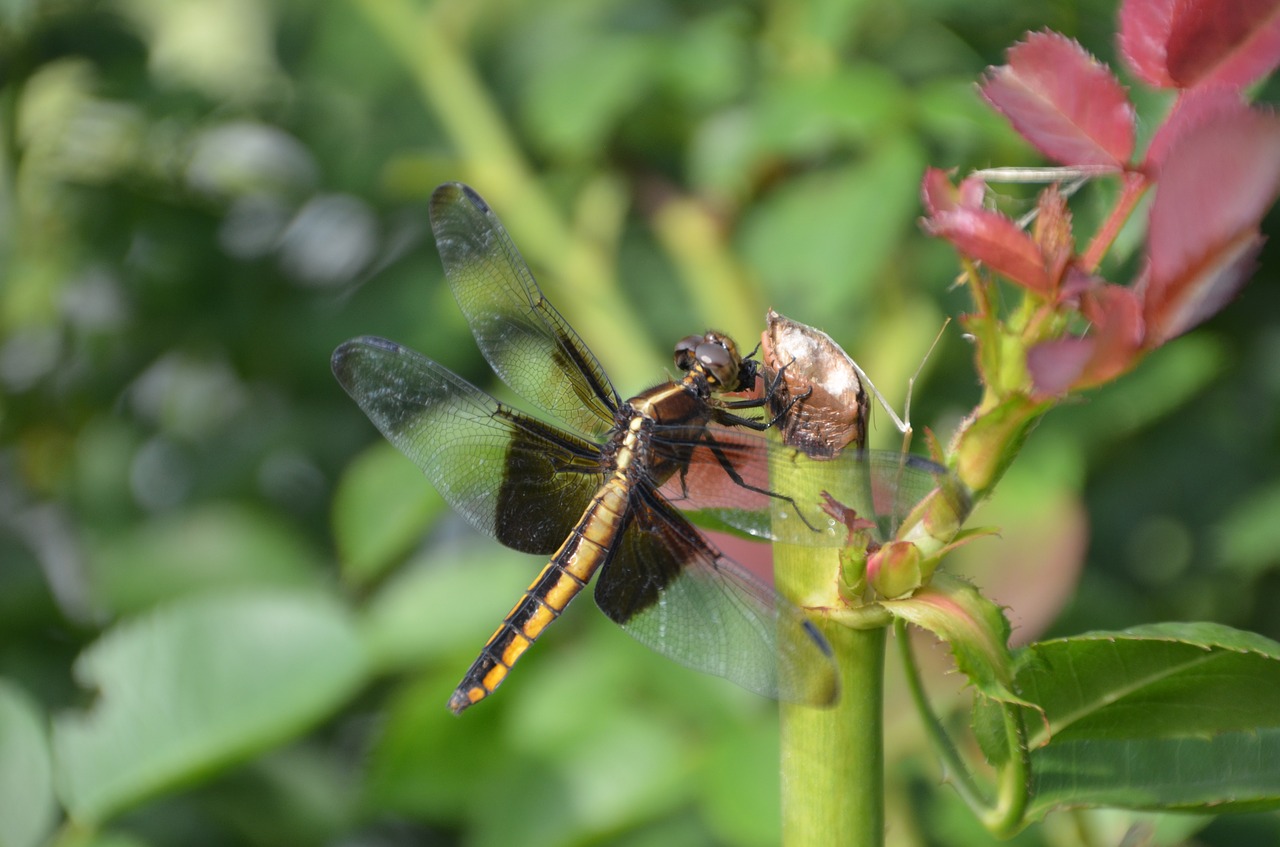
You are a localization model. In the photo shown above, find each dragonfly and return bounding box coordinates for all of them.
[332,183,963,713]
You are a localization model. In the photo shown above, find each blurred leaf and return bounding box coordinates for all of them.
[0,680,56,847]
[702,722,782,847]
[1214,478,1280,575]
[520,33,652,161]
[690,66,907,200]
[53,834,149,847]
[362,673,511,822]
[205,746,357,844]
[115,0,283,102]
[656,11,749,107]
[358,541,535,672]
[752,67,906,154]
[737,139,925,315]
[1049,332,1228,447]
[332,440,443,588]
[1016,622,1280,817]
[52,590,367,825]
[87,503,325,614]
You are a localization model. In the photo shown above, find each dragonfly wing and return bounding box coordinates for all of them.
[593,486,838,706]
[333,336,604,555]
[429,183,620,439]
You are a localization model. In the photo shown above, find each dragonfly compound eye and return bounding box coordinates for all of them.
[673,335,703,372]
[696,338,739,388]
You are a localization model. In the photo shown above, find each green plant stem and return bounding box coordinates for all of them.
[896,620,987,804]
[777,548,886,847]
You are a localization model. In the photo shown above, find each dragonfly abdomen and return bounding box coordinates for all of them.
[447,478,631,714]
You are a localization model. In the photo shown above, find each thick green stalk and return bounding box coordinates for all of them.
[777,546,886,847]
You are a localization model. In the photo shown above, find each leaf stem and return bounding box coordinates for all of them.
[896,619,1030,837]
[896,619,988,809]
[1079,171,1148,272]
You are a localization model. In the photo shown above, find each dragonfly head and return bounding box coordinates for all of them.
[673,331,754,393]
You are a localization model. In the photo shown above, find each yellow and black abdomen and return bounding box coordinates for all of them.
[447,472,632,714]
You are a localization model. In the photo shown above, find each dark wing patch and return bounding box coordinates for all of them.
[332,336,604,555]
[593,487,838,706]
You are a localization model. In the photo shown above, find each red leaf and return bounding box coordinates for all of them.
[1143,85,1249,173]
[920,168,984,216]
[1077,284,1147,385]
[923,207,1051,294]
[1028,284,1145,395]
[1119,0,1280,89]
[1119,0,1179,86]
[981,31,1135,169]
[1027,337,1096,396]
[1142,232,1264,345]
[1142,106,1280,343]
[1167,0,1280,88]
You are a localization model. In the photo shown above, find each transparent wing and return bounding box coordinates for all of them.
[429,183,620,439]
[593,487,839,706]
[651,424,972,546]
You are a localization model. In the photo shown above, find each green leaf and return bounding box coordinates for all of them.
[1214,478,1280,576]
[53,590,367,825]
[358,542,535,673]
[1014,622,1280,817]
[519,32,651,161]
[0,680,56,847]
[737,139,925,315]
[1030,731,1280,816]
[689,66,907,200]
[882,573,1030,708]
[88,503,325,614]
[331,441,443,588]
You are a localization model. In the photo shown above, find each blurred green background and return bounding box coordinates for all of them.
[1,0,1278,845]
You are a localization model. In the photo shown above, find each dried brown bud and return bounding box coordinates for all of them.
[761,309,869,458]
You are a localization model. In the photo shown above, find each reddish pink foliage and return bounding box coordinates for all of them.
[1119,0,1178,86]
[1142,107,1280,344]
[1120,0,1280,89]
[925,11,1280,397]
[1078,284,1146,384]
[1167,0,1280,87]
[1028,284,1145,395]
[923,206,1053,295]
[981,31,1135,169]
[1143,85,1249,173]
[1026,337,1095,397]
[921,168,984,216]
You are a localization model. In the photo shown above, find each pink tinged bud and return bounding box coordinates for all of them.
[867,541,924,600]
